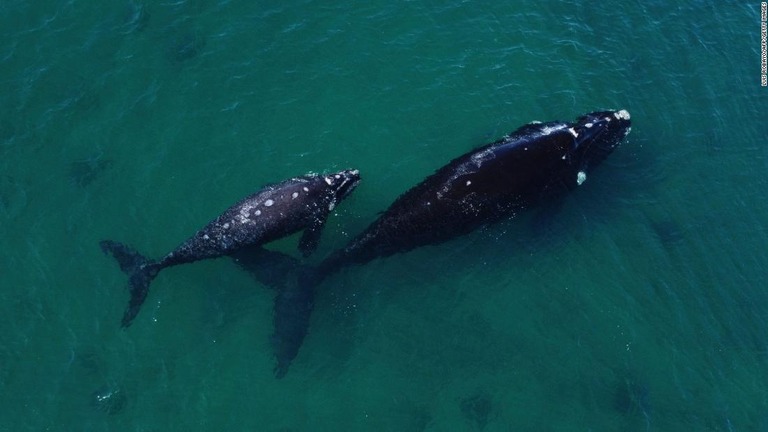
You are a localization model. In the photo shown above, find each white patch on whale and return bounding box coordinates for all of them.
[615,109,630,120]
[223,222,230,229]
[568,127,578,138]
[239,203,256,219]
[292,192,299,199]
[470,148,495,168]
[576,171,587,185]
[541,123,567,136]
[254,210,261,216]
[264,199,274,207]
[324,177,332,185]
[328,201,335,211]
[303,187,309,192]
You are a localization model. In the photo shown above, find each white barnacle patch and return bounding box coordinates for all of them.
[223,222,230,229]
[466,180,472,186]
[561,155,566,160]
[585,122,593,128]
[303,187,309,192]
[334,174,340,179]
[254,209,261,216]
[615,109,630,120]
[324,177,332,185]
[567,127,578,138]
[328,201,336,211]
[541,123,567,136]
[264,199,274,207]
[239,203,255,218]
[203,234,210,240]
[292,192,299,199]
[576,171,587,186]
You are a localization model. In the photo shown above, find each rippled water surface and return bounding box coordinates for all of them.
[1,1,766,430]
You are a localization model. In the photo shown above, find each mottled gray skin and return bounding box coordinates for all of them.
[100,169,360,327]
[160,171,360,267]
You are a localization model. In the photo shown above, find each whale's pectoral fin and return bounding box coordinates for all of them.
[231,246,301,290]
[298,215,328,257]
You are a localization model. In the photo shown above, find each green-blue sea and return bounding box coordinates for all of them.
[1,1,766,430]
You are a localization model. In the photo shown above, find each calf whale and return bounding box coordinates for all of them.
[100,169,361,327]
[272,110,631,376]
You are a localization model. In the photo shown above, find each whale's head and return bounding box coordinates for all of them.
[571,109,631,172]
[326,169,361,203]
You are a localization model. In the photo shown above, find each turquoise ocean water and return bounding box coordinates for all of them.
[1,1,766,430]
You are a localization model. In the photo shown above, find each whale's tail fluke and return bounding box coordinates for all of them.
[271,272,316,378]
[100,240,161,327]
[232,246,325,378]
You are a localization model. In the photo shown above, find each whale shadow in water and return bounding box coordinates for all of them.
[69,155,114,188]
[460,392,494,431]
[166,31,206,64]
[649,217,685,247]
[613,371,652,429]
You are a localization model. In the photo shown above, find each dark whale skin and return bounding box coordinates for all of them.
[319,110,631,275]
[267,110,631,377]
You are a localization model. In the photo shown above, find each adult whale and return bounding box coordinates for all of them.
[319,109,630,274]
[270,109,631,376]
[100,169,361,327]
